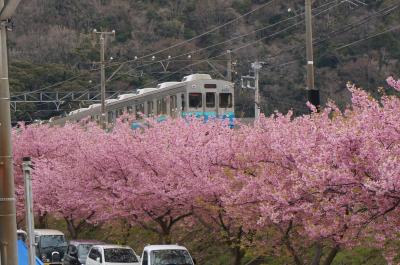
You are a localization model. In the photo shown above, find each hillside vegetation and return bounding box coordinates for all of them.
[8,0,400,121]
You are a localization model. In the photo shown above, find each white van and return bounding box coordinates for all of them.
[86,245,140,265]
[140,245,196,265]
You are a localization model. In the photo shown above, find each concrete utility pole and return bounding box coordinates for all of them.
[0,0,21,264]
[305,0,320,108]
[22,157,35,265]
[241,61,264,118]
[226,50,232,82]
[93,29,115,129]
[252,61,262,119]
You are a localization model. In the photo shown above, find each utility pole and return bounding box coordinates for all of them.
[22,157,35,265]
[93,29,115,130]
[226,50,232,82]
[0,0,21,264]
[305,0,320,108]
[252,61,262,119]
[241,61,264,119]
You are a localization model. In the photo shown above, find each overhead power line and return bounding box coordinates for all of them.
[335,25,400,50]
[11,0,277,97]
[107,0,342,78]
[115,0,346,88]
[12,0,341,97]
[121,0,278,62]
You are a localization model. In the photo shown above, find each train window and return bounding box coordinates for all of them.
[157,98,167,115]
[170,95,177,116]
[170,95,177,109]
[127,106,133,114]
[181,94,186,112]
[116,109,123,118]
[204,84,217,89]
[219,93,233,108]
[108,111,114,123]
[206,92,215,108]
[147,101,154,116]
[162,99,167,114]
[189,93,202,108]
[136,104,144,116]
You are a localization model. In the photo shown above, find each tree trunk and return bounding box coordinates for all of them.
[37,213,48,228]
[231,246,245,265]
[65,218,78,239]
[310,243,323,265]
[322,245,340,265]
[160,230,172,244]
[121,222,132,245]
[284,239,303,265]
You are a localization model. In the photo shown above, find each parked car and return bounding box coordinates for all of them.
[34,229,68,265]
[63,240,105,265]
[140,245,196,265]
[86,245,140,265]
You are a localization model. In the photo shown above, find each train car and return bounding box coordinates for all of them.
[49,74,234,127]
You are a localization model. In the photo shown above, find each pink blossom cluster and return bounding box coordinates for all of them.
[387,76,400,91]
[12,81,400,263]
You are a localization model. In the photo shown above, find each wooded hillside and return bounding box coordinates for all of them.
[8,0,400,121]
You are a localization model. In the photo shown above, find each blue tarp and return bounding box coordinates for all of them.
[17,240,44,265]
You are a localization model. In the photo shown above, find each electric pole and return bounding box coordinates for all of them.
[226,50,232,82]
[93,29,115,130]
[22,157,35,265]
[0,0,21,264]
[252,61,262,119]
[305,0,320,108]
[241,61,264,119]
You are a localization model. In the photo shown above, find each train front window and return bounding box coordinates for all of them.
[219,93,233,108]
[189,93,202,109]
[206,92,215,108]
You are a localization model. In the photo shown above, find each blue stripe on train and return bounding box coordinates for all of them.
[131,112,235,129]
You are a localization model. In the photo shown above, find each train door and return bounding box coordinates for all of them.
[147,101,154,117]
[218,92,234,117]
[205,92,217,118]
[169,95,178,118]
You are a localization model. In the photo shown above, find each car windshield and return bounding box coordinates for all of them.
[150,249,193,265]
[40,235,67,248]
[104,248,138,263]
[78,244,93,259]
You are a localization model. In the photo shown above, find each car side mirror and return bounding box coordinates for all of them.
[136,255,141,262]
[96,257,101,263]
[70,249,78,257]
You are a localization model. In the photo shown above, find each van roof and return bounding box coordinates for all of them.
[143,245,188,252]
[34,229,65,236]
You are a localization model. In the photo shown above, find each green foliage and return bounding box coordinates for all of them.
[332,247,386,265]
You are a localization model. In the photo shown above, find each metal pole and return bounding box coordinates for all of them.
[305,0,320,108]
[100,34,106,130]
[93,29,115,129]
[252,61,262,119]
[226,50,232,82]
[22,157,35,265]
[0,16,18,265]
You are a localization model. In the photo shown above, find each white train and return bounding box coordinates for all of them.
[50,74,235,126]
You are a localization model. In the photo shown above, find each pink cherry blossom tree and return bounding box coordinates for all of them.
[11,77,400,264]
